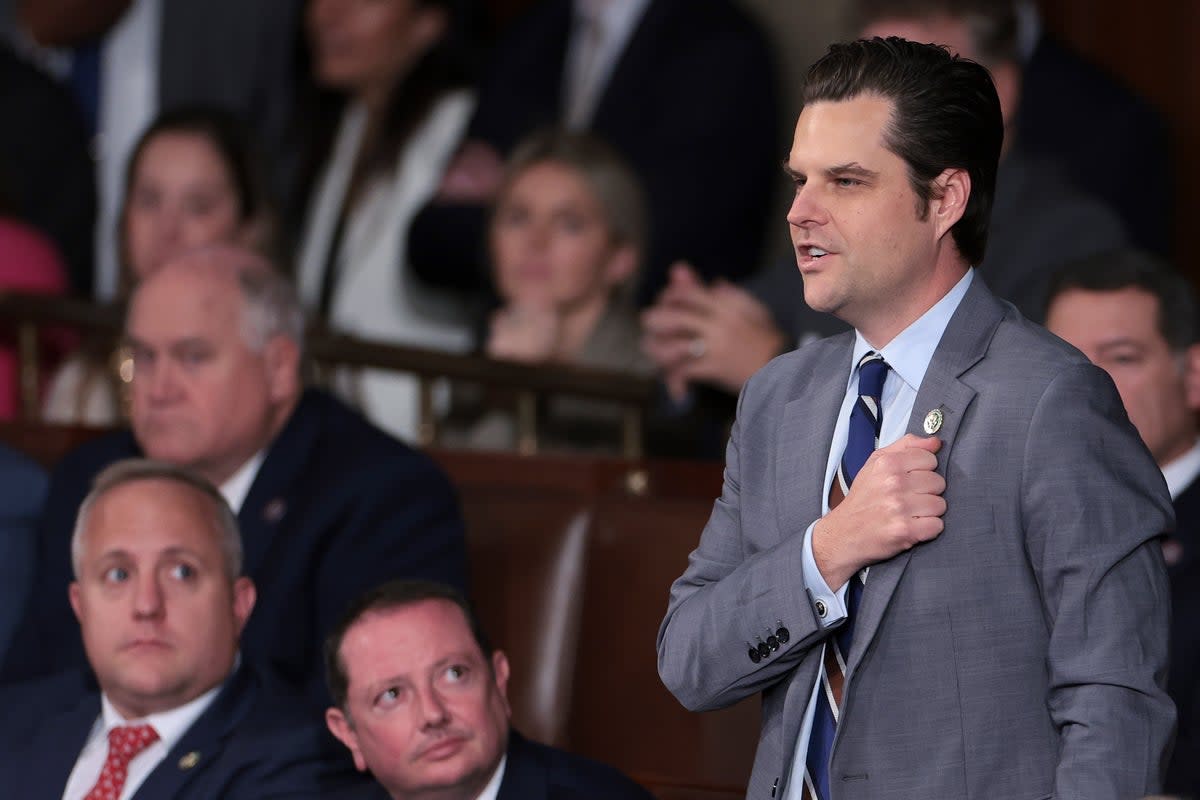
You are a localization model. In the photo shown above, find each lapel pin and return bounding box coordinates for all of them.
[263,498,287,524]
[923,408,944,435]
[179,751,201,770]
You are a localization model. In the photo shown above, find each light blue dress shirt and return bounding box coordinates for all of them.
[784,269,975,799]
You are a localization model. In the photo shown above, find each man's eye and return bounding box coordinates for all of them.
[376,686,404,706]
[168,563,196,580]
[835,177,861,187]
[103,567,129,583]
[444,665,467,683]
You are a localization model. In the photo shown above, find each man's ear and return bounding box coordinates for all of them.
[262,335,301,405]
[1182,344,1200,411]
[326,708,369,773]
[930,167,971,245]
[231,577,257,635]
[69,581,82,622]
[492,649,512,718]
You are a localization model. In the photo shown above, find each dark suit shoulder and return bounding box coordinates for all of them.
[505,731,654,800]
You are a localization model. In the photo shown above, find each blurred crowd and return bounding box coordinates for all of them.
[0,0,1196,797]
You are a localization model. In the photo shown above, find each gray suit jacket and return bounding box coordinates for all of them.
[657,278,1175,799]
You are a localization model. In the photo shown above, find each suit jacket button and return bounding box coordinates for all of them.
[767,635,780,651]
[777,626,790,643]
[815,599,828,618]
[757,641,771,660]
[748,647,762,663]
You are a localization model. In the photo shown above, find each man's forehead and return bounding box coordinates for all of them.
[346,603,480,666]
[791,95,896,162]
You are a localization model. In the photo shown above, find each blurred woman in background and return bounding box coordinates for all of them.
[293,0,476,441]
[443,130,651,452]
[44,107,275,424]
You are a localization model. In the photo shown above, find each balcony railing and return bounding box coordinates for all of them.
[0,293,657,458]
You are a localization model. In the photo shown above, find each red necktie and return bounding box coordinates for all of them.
[83,724,159,800]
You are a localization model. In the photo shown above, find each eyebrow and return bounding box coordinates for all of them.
[827,163,879,181]
[779,161,880,181]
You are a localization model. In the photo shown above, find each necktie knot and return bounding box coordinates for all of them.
[856,352,889,400]
[109,723,159,759]
[83,724,159,800]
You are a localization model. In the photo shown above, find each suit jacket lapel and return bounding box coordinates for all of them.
[132,666,256,799]
[496,731,548,800]
[775,334,855,543]
[237,391,322,577]
[22,686,99,797]
[846,278,1004,675]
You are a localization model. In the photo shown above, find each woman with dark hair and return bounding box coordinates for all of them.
[43,107,277,424]
[293,0,476,441]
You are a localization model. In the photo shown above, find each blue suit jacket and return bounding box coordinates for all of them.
[336,730,653,800]
[0,664,364,798]
[1,389,468,706]
[0,442,46,665]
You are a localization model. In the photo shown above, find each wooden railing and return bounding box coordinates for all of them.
[0,293,657,457]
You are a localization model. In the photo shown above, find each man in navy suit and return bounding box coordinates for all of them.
[2,244,469,707]
[1044,249,1200,796]
[0,458,361,798]
[408,0,780,305]
[324,579,653,800]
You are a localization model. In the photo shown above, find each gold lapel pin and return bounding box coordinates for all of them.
[179,751,201,770]
[923,408,944,435]
[263,498,287,523]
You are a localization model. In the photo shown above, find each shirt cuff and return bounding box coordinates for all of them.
[802,520,848,627]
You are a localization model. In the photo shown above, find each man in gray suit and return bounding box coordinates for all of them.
[656,37,1174,800]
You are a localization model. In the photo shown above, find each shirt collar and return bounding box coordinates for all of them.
[474,753,507,800]
[1162,438,1200,500]
[98,663,232,754]
[219,451,266,514]
[850,269,975,392]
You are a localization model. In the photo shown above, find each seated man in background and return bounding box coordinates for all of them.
[642,0,1126,404]
[1043,249,1200,796]
[3,244,469,708]
[324,579,654,800]
[0,459,361,797]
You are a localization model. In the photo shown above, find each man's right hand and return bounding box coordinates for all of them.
[813,434,946,590]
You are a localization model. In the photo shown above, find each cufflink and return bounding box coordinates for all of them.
[815,599,828,618]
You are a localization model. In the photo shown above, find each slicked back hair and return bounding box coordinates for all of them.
[324,580,494,713]
[802,36,1003,265]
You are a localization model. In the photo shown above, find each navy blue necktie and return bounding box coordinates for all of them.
[803,352,889,800]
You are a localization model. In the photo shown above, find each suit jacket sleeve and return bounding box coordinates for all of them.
[656,378,829,712]
[1024,363,1175,796]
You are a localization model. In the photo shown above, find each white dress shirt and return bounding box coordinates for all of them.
[475,754,507,800]
[1162,438,1200,501]
[562,0,651,129]
[783,269,975,799]
[61,681,222,800]
[219,450,265,514]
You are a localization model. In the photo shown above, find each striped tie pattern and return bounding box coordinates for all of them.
[802,352,889,800]
[83,724,159,800]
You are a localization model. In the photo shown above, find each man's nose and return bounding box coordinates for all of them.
[786,184,827,228]
[132,573,165,619]
[140,361,178,403]
[416,686,451,729]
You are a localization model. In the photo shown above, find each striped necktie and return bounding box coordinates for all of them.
[802,352,889,800]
